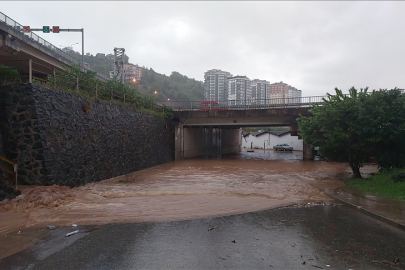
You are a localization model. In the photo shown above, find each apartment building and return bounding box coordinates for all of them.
[288,86,302,103]
[227,76,251,105]
[269,81,289,100]
[204,69,233,102]
[270,81,302,103]
[251,79,270,104]
[124,64,142,81]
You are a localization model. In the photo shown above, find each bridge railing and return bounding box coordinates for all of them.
[162,96,327,111]
[0,12,109,82]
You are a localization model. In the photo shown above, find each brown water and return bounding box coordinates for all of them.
[0,150,354,259]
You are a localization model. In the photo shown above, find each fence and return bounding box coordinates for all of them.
[0,11,109,82]
[0,155,18,189]
[162,96,327,111]
[0,60,164,113]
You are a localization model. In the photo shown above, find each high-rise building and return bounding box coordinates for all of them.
[270,81,302,104]
[204,69,232,102]
[270,81,289,100]
[288,85,302,103]
[227,76,251,105]
[251,79,270,104]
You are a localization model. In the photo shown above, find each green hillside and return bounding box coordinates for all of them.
[65,50,204,101]
[140,69,204,101]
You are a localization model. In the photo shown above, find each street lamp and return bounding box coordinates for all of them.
[154,91,157,94]
[132,78,137,83]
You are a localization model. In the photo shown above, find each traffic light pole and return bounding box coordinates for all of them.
[81,29,84,64]
[25,28,84,64]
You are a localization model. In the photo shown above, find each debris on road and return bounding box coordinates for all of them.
[65,230,79,237]
[312,265,323,269]
[302,261,306,265]
[47,225,55,230]
[84,227,100,233]
[72,224,78,227]
[231,240,236,243]
[208,226,218,231]
[219,256,226,260]
[376,259,402,268]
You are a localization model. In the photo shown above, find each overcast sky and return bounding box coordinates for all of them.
[2,1,404,96]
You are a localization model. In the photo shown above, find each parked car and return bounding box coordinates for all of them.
[273,143,293,151]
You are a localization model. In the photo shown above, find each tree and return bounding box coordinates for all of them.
[298,87,371,178]
[363,89,405,169]
[298,87,405,178]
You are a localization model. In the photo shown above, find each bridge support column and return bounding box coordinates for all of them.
[290,121,299,136]
[175,124,206,160]
[303,142,314,160]
[175,123,182,160]
[28,59,32,83]
[221,128,242,155]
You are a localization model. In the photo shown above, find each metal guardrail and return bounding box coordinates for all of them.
[162,96,327,111]
[0,60,164,113]
[0,11,109,82]
[0,155,18,189]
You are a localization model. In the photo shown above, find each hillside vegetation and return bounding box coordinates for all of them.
[66,50,204,101]
[140,69,204,101]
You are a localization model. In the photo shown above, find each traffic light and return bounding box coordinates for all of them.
[52,26,59,33]
[23,26,30,33]
[14,26,21,32]
[43,26,50,33]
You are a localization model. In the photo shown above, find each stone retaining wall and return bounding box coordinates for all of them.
[0,83,174,189]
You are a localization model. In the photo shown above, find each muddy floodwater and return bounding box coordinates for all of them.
[0,150,360,259]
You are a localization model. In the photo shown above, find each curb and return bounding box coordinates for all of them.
[325,192,405,231]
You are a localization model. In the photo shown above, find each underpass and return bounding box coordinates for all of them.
[172,106,315,160]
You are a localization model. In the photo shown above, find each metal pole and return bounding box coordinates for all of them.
[28,59,32,83]
[122,50,125,85]
[81,28,84,65]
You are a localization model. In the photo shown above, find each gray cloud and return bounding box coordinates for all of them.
[1,1,404,96]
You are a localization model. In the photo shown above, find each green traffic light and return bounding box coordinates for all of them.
[43,26,50,33]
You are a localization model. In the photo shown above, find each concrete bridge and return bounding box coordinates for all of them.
[171,98,323,160]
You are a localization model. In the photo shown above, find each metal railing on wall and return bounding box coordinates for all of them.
[0,155,18,190]
[0,60,164,113]
[161,96,327,111]
[0,11,109,82]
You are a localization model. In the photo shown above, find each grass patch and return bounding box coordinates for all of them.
[344,169,405,200]
[117,180,128,184]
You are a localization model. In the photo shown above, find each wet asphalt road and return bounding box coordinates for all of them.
[1,204,405,270]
